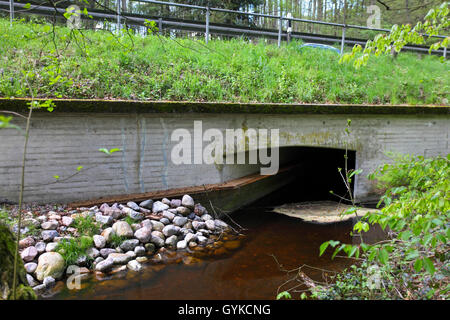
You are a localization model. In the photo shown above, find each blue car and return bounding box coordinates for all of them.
[298,43,341,54]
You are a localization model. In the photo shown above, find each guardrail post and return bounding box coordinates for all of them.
[9,0,14,25]
[205,6,210,44]
[340,26,346,54]
[278,15,282,47]
[286,12,292,44]
[116,0,121,33]
[158,17,162,34]
[444,46,447,59]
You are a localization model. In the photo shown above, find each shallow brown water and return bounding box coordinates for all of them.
[45,206,370,300]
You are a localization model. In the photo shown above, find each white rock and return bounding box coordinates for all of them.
[134,227,152,243]
[112,221,133,238]
[45,242,59,252]
[127,260,142,272]
[181,194,195,209]
[93,235,106,249]
[177,240,187,250]
[21,246,38,262]
[152,201,169,213]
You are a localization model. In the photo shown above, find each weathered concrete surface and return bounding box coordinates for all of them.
[0,100,448,205]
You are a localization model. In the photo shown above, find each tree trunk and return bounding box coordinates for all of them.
[0,223,37,300]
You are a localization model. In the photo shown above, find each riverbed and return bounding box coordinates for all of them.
[45,202,376,300]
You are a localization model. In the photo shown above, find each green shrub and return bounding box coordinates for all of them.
[109,233,127,248]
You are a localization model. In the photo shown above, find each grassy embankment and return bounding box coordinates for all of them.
[0,17,449,104]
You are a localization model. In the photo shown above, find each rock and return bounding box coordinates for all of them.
[181,195,195,209]
[48,214,61,221]
[150,220,165,231]
[141,219,152,229]
[41,220,59,230]
[136,256,148,263]
[45,242,58,252]
[145,243,156,254]
[205,220,215,231]
[162,225,180,237]
[35,241,46,254]
[120,239,139,251]
[177,240,187,250]
[123,207,144,221]
[76,255,88,267]
[160,218,170,225]
[127,260,142,272]
[192,221,206,231]
[99,203,110,213]
[134,227,152,243]
[43,276,55,288]
[176,206,191,216]
[152,201,169,213]
[173,216,188,227]
[37,215,47,223]
[126,202,140,211]
[165,235,178,247]
[188,241,197,248]
[26,274,39,287]
[33,284,47,294]
[197,236,208,245]
[139,199,154,209]
[150,235,165,247]
[214,219,228,229]
[61,216,74,227]
[104,207,123,219]
[93,235,106,249]
[184,233,196,244]
[110,265,127,274]
[108,253,132,265]
[134,246,146,256]
[184,221,193,230]
[139,207,151,214]
[94,257,104,265]
[35,252,65,280]
[100,248,116,258]
[187,213,196,220]
[86,247,100,259]
[101,227,116,243]
[179,228,192,237]
[126,251,136,259]
[112,221,133,238]
[162,210,175,221]
[161,198,171,205]
[170,199,181,208]
[19,236,35,249]
[194,204,207,216]
[21,246,38,262]
[95,214,113,226]
[95,257,114,272]
[42,230,59,242]
[24,262,38,273]
[131,223,141,231]
[201,214,213,221]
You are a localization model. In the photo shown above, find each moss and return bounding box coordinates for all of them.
[0,223,37,300]
[0,98,449,115]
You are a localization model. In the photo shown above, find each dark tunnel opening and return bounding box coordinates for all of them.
[256,146,356,208]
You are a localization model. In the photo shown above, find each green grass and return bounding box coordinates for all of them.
[72,215,99,237]
[0,17,448,105]
[56,236,94,266]
[109,233,127,248]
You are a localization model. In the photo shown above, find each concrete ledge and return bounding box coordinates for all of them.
[0,98,449,115]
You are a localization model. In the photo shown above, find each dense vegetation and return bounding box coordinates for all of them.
[308,154,449,300]
[0,18,448,105]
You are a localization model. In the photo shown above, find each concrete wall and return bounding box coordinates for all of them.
[0,105,449,204]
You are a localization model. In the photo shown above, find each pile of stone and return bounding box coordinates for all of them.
[17,194,230,296]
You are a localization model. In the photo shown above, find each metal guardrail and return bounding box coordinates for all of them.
[2,0,448,57]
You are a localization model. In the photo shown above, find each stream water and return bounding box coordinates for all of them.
[45,178,385,300]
